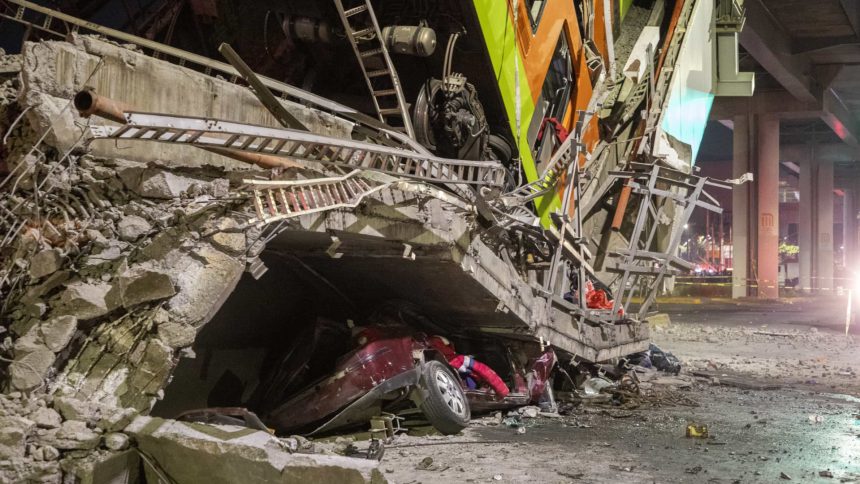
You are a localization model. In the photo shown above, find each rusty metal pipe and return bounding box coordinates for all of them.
[74,90,301,170]
[204,147,301,169]
[73,89,130,124]
[611,182,632,231]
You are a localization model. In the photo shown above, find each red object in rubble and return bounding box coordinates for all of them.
[536,117,570,144]
[428,336,510,398]
[526,349,557,402]
[449,355,511,398]
[585,280,624,315]
[585,280,612,309]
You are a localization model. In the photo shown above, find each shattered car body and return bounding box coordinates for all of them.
[259,307,557,435]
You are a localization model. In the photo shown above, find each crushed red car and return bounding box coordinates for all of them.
[256,304,558,436]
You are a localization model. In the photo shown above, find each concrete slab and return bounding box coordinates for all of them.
[17,36,354,170]
[125,416,386,484]
[270,185,650,361]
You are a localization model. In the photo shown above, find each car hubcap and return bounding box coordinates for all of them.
[434,368,467,417]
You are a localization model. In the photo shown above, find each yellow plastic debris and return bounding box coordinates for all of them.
[685,424,709,438]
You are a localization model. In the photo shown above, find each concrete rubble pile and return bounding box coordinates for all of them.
[0,37,388,483]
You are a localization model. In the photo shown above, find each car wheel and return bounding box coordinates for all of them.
[418,360,470,434]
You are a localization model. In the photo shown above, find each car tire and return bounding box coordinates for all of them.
[488,134,513,164]
[418,360,470,434]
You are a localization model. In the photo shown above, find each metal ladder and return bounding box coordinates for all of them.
[500,109,596,207]
[501,136,578,206]
[333,0,415,138]
[245,170,388,226]
[88,112,505,187]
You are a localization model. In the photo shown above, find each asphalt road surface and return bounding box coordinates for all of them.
[382,298,860,483]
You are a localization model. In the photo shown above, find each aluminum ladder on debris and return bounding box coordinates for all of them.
[245,170,388,226]
[501,135,578,206]
[87,112,506,187]
[500,109,595,207]
[333,0,415,138]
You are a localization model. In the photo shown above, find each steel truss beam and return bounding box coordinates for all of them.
[600,163,737,320]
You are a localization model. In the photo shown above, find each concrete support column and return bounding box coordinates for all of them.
[756,115,780,299]
[844,189,855,269]
[798,149,813,293]
[732,115,751,298]
[816,159,834,292]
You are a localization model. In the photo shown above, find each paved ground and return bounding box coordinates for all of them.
[380,298,860,483]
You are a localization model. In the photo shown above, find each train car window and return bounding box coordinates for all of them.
[527,32,573,172]
[525,0,548,32]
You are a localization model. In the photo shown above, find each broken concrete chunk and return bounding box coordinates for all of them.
[53,397,137,433]
[98,407,138,433]
[24,300,47,318]
[119,167,204,199]
[210,232,246,254]
[116,267,177,308]
[23,89,82,150]
[85,229,109,248]
[165,246,244,325]
[38,420,100,450]
[209,178,229,198]
[103,432,130,451]
[152,307,170,325]
[218,218,240,231]
[84,243,123,266]
[28,407,62,429]
[0,459,61,484]
[29,249,62,279]
[201,216,240,234]
[0,417,35,459]
[23,270,70,302]
[58,447,140,484]
[10,317,39,340]
[41,445,60,461]
[39,315,77,352]
[57,282,116,320]
[123,339,174,403]
[117,215,151,242]
[52,397,93,423]
[138,229,184,261]
[157,322,196,349]
[126,416,385,484]
[13,330,50,357]
[9,349,54,391]
[519,406,540,418]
